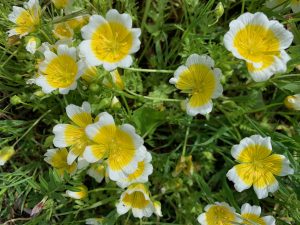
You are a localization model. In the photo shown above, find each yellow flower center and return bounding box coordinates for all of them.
[91,22,133,63]
[206,205,235,225]
[43,54,78,88]
[123,191,150,209]
[92,124,136,171]
[233,24,280,71]
[15,10,39,35]
[176,64,216,107]
[242,213,266,225]
[235,144,284,188]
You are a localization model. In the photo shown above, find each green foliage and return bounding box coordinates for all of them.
[0,0,300,224]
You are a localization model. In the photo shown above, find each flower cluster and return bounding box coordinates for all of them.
[4,0,297,223]
[198,202,275,225]
[44,102,160,218]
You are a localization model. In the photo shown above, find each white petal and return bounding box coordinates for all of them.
[85,112,115,140]
[116,202,130,215]
[52,124,68,147]
[35,75,56,93]
[59,82,77,94]
[241,203,261,216]
[83,146,100,163]
[197,213,207,225]
[170,65,188,84]
[262,216,276,225]
[231,136,255,160]
[8,6,26,23]
[278,156,294,176]
[81,15,107,40]
[67,151,77,165]
[226,167,251,192]
[186,99,213,116]
[106,9,132,28]
[268,20,293,49]
[79,40,103,66]
[57,45,77,60]
[186,54,215,68]
[129,28,142,54]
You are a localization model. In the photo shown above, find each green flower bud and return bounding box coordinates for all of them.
[10,95,22,105]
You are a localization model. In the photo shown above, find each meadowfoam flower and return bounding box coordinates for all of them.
[53,102,93,165]
[35,44,84,94]
[66,185,88,199]
[8,0,40,37]
[241,203,275,225]
[266,0,300,13]
[51,0,73,10]
[116,151,153,188]
[197,202,240,225]
[224,12,293,82]
[44,148,77,175]
[284,94,300,110]
[53,22,74,40]
[87,163,106,183]
[80,62,98,82]
[169,54,223,116]
[0,146,15,166]
[116,183,157,218]
[79,9,141,71]
[83,112,146,181]
[226,135,294,199]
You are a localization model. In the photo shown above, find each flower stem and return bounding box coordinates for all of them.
[124,67,174,74]
[125,89,181,102]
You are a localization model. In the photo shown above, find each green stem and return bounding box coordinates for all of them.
[12,109,52,148]
[39,29,53,44]
[125,89,181,102]
[124,67,174,74]
[182,118,192,156]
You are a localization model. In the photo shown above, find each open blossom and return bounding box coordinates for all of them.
[116,183,160,218]
[169,54,223,116]
[284,94,300,110]
[79,9,141,71]
[116,151,153,188]
[266,0,300,13]
[8,0,40,37]
[83,112,146,181]
[226,135,294,199]
[224,12,293,82]
[44,148,77,175]
[35,44,84,94]
[53,102,93,165]
[241,203,275,225]
[197,202,240,225]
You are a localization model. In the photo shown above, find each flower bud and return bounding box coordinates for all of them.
[0,146,15,166]
[284,94,300,110]
[66,185,88,199]
[10,95,22,105]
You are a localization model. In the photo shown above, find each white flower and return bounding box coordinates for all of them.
[241,203,276,225]
[35,44,84,94]
[116,151,153,188]
[79,9,141,71]
[83,112,146,181]
[116,183,158,218]
[224,12,293,82]
[169,54,223,116]
[7,0,41,37]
